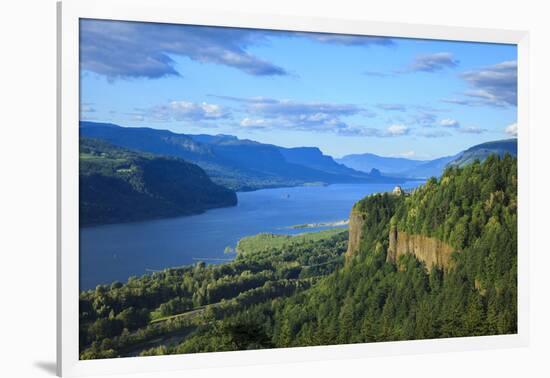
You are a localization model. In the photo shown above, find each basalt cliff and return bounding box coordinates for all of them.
[345,208,366,259]
[346,194,454,270]
[339,155,517,339]
[387,226,454,269]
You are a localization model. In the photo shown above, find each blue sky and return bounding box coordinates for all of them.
[80,19,517,159]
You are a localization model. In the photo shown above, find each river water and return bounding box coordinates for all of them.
[79,182,421,290]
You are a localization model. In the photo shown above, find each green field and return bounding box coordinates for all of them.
[236,228,346,256]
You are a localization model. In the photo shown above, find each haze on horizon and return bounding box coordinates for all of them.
[79,19,518,159]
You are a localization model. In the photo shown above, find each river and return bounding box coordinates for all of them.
[79,182,422,290]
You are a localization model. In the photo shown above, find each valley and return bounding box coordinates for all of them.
[79,154,517,358]
[75,21,520,362]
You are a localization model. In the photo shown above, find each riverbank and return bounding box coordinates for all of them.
[79,226,349,359]
[80,182,423,290]
[284,219,349,229]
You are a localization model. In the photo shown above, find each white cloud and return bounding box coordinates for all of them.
[80,102,97,120]
[505,122,518,136]
[139,100,230,122]
[131,114,145,122]
[81,103,96,113]
[377,103,406,112]
[209,96,408,138]
[406,111,438,127]
[336,124,411,138]
[460,61,517,107]
[458,126,487,134]
[399,150,417,158]
[439,118,460,128]
[294,33,394,47]
[386,124,409,136]
[220,96,370,135]
[80,20,289,79]
[401,52,459,73]
[240,118,273,128]
[168,101,227,119]
[416,129,452,138]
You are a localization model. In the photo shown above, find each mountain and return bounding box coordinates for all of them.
[406,155,458,178]
[192,135,364,177]
[80,121,405,191]
[336,154,518,340]
[337,138,517,179]
[187,132,397,183]
[337,152,457,179]
[80,121,213,161]
[448,139,517,168]
[278,147,366,177]
[336,153,426,174]
[79,137,237,226]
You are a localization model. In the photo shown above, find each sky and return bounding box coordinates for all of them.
[79,19,518,159]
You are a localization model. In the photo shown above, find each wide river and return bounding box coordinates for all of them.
[80,182,421,290]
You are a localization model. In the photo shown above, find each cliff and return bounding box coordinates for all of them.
[387,226,454,270]
[345,208,366,258]
[347,209,455,270]
[345,191,402,260]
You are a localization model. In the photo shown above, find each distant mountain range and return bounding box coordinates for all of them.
[336,153,457,178]
[80,122,517,190]
[79,137,237,226]
[337,138,517,179]
[79,122,517,225]
[80,121,404,191]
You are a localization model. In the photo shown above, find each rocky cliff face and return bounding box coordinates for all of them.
[346,194,455,270]
[345,208,366,258]
[387,226,454,270]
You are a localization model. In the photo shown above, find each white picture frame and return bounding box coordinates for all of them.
[57,0,530,376]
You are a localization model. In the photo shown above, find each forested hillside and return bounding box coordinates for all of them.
[80,137,237,225]
[272,154,517,344]
[79,154,517,358]
[79,230,348,358]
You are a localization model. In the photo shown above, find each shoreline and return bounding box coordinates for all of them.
[80,181,424,290]
[283,219,349,229]
[81,180,420,229]
[80,227,348,293]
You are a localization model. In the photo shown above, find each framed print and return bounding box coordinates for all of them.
[57,0,530,376]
